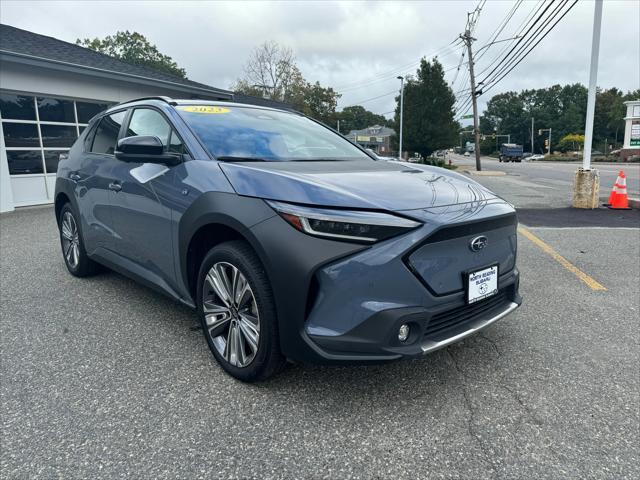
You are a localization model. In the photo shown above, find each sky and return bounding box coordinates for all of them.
[1,0,638,125]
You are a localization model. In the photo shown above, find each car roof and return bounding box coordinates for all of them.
[105,96,295,116]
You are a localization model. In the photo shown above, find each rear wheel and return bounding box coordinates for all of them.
[197,241,286,382]
[58,203,100,277]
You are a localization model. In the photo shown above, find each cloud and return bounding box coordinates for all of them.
[1,0,637,121]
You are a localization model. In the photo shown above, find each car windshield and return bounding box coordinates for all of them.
[177,105,372,162]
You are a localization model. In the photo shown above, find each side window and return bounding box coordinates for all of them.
[127,108,184,154]
[83,122,98,152]
[168,130,185,154]
[91,111,126,154]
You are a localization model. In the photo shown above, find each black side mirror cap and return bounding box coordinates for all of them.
[115,135,181,166]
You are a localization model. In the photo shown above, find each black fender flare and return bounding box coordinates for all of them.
[177,192,277,301]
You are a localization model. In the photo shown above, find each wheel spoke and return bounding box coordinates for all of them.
[238,315,259,353]
[216,264,234,302]
[72,243,80,266]
[205,270,231,307]
[236,323,247,366]
[64,242,74,262]
[234,275,250,308]
[61,222,73,240]
[204,303,232,338]
[226,324,238,366]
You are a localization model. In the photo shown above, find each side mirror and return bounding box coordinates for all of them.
[115,135,180,166]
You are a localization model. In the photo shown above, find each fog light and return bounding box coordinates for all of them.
[398,324,410,342]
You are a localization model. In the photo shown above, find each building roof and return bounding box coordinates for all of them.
[346,125,395,137]
[0,23,232,98]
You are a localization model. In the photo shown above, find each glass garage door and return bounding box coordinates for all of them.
[0,92,109,206]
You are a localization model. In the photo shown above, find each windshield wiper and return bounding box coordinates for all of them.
[216,156,266,162]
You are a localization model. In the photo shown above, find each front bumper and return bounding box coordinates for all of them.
[307,278,521,361]
[250,199,521,364]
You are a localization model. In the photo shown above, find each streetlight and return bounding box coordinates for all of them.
[397,76,404,160]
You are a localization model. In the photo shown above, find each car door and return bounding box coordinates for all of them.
[73,110,126,253]
[108,107,184,293]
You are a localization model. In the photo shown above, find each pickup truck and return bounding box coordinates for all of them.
[499,144,523,162]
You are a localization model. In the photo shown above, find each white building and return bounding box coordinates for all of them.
[622,100,640,160]
[0,24,233,212]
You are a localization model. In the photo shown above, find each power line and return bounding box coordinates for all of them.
[480,0,568,87]
[476,0,555,85]
[333,39,462,93]
[480,0,579,96]
[347,89,398,106]
[475,0,545,78]
[474,0,523,63]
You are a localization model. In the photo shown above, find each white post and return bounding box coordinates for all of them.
[397,76,404,160]
[583,0,603,170]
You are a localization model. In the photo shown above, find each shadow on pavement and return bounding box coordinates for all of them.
[517,207,639,228]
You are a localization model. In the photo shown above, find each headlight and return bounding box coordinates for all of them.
[266,200,422,243]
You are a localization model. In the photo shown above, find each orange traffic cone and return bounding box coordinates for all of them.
[605,172,621,206]
[608,170,631,210]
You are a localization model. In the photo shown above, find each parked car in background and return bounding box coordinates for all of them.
[55,97,521,382]
[528,154,545,161]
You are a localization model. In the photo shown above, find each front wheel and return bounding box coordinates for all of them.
[197,241,286,382]
[59,203,100,277]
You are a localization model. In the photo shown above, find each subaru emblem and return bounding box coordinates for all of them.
[469,235,488,252]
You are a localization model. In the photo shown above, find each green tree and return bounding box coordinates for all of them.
[291,82,340,126]
[77,31,186,78]
[479,84,636,153]
[336,106,390,134]
[557,133,585,152]
[394,58,457,157]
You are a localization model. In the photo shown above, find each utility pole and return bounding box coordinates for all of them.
[397,76,404,160]
[461,30,481,171]
[337,119,340,133]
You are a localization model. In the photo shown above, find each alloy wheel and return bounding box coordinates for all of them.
[61,211,80,269]
[202,262,260,368]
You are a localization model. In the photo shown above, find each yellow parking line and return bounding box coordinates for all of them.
[518,227,607,291]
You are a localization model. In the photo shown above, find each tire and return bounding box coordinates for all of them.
[58,203,100,277]
[197,240,286,382]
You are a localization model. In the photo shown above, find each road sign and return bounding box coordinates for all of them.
[462,114,474,119]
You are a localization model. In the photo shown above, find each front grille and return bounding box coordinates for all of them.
[424,291,509,338]
[421,214,517,244]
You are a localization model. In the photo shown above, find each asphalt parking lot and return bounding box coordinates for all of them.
[1,199,639,478]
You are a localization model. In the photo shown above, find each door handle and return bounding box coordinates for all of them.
[69,173,81,182]
[108,182,122,192]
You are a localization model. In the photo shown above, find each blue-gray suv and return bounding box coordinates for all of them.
[55,97,521,381]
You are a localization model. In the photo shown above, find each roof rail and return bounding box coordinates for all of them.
[113,96,175,107]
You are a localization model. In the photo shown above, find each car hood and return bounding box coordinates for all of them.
[219,160,497,211]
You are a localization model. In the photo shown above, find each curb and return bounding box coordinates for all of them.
[463,170,506,176]
[629,197,640,209]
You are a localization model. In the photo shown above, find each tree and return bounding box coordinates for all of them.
[233,41,306,103]
[336,106,390,134]
[234,41,340,125]
[479,84,636,153]
[557,134,585,152]
[394,58,457,157]
[77,31,186,78]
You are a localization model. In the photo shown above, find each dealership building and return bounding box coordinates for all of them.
[0,24,234,213]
